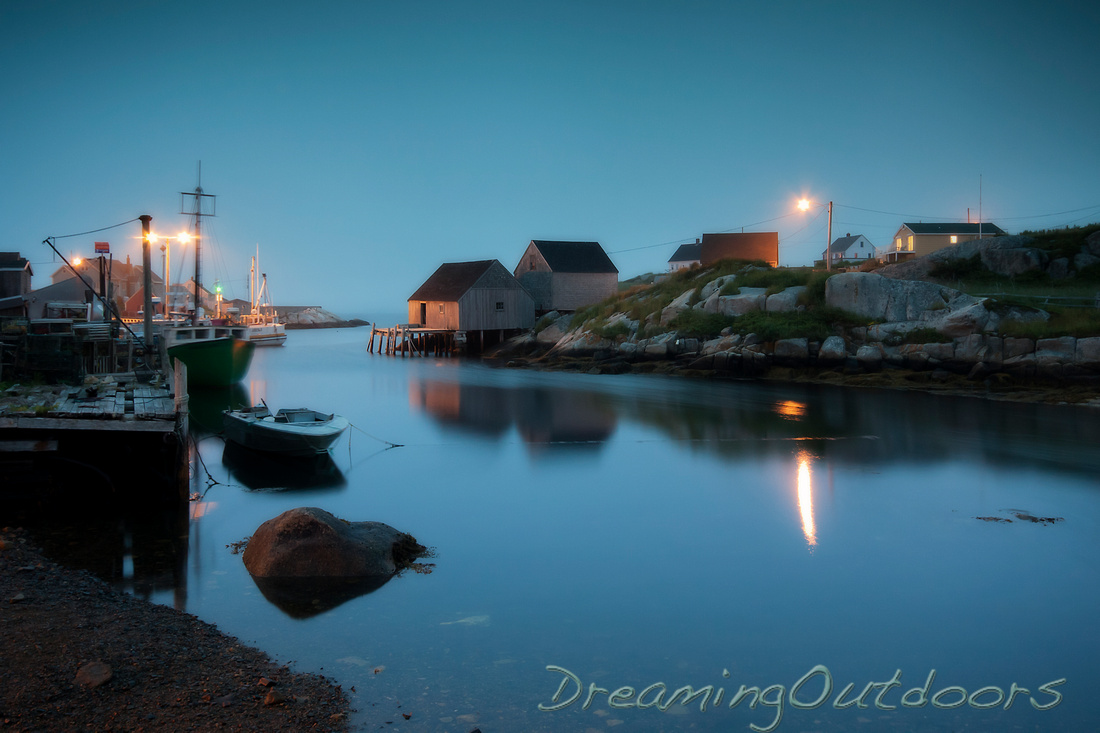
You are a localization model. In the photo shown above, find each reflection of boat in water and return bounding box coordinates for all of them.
[187,383,249,437]
[222,405,349,457]
[221,441,346,491]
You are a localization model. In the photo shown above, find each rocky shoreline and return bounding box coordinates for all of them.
[0,527,350,731]
[492,241,1100,407]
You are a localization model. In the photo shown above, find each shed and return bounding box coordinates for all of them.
[700,233,779,267]
[0,252,33,299]
[668,241,702,271]
[514,240,618,313]
[408,259,534,332]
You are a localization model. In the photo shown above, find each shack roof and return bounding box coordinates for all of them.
[408,260,499,301]
[529,241,618,273]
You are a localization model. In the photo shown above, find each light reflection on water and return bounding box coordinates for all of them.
[37,329,1100,731]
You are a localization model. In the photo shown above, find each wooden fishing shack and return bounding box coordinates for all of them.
[380,259,534,355]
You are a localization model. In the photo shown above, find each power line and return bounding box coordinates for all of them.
[606,212,799,255]
[46,217,141,240]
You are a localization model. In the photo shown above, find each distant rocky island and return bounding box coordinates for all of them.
[275,306,368,330]
[492,226,1100,404]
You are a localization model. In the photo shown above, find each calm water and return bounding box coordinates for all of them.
[29,329,1100,731]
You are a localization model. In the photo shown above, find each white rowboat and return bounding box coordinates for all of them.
[222,405,349,456]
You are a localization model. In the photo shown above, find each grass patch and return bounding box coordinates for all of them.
[1020,223,1100,261]
[593,321,633,340]
[998,308,1100,339]
[666,310,737,339]
[668,306,866,342]
[734,266,815,292]
[534,314,557,334]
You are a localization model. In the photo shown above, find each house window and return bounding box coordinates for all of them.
[438,304,444,314]
[950,235,958,244]
[907,235,914,251]
[895,237,902,250]
[495,301,504,312]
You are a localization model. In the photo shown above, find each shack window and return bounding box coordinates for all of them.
[495,301,504,311]
[438,304,444,313]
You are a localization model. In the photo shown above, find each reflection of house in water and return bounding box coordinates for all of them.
[409,381,513,437]
[409,379,617,454]
[512,389,616,454]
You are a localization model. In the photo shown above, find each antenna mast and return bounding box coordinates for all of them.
[180,163,216,325]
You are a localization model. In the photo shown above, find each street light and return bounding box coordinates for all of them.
[148,231,190,317]
[797,198,834,271]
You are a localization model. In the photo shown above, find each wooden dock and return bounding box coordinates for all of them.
[0,363,190,500]
[368,323,462,357]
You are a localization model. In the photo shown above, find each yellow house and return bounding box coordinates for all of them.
[881,222,1005,263]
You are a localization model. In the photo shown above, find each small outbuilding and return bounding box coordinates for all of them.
[408,259,534,334]
[514,240,618,313]
[667,241,702,271]
[699,232,779,267]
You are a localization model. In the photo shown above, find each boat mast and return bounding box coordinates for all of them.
[180,163,216,326]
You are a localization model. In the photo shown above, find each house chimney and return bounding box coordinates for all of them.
[846,233,851,237]
[126,255,131,265]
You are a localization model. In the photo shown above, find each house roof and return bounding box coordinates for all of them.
[530,241,618,273]
[668,243,702,263]
[0,252,32,275]
[828,235,867,253]
[52,260,162,284]
[25,277,97,304]
[408,260,499,301]
[902,222,1005,236]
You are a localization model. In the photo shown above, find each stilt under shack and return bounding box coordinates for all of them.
[368,324,459,357]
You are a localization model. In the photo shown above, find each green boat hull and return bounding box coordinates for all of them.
[167,337,256,387]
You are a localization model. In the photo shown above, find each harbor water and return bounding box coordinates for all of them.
[24,328,1100,731]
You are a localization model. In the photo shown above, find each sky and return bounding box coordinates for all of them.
[3,0,1099,318]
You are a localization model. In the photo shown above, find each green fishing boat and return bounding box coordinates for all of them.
[167,335,255,387]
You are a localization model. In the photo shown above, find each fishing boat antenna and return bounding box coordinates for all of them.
[180,162,216,326]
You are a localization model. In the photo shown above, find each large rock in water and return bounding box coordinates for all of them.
[243,507,426,578]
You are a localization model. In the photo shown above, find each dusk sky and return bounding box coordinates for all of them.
[4,1,1098,318]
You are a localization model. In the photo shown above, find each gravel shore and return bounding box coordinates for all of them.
[0,527,349,731]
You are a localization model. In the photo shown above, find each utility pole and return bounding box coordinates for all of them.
[825,201,834,271]
[139,215,154,360]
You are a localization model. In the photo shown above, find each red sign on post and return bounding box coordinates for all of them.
[94,242,110,253]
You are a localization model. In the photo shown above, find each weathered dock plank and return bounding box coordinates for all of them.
[0,416,177,433]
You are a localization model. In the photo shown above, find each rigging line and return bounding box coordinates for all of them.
[349,421,403,448]
[49,217,142,239]
[41,237,144,345]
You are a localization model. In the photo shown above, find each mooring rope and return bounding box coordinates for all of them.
[348,422,403,449]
